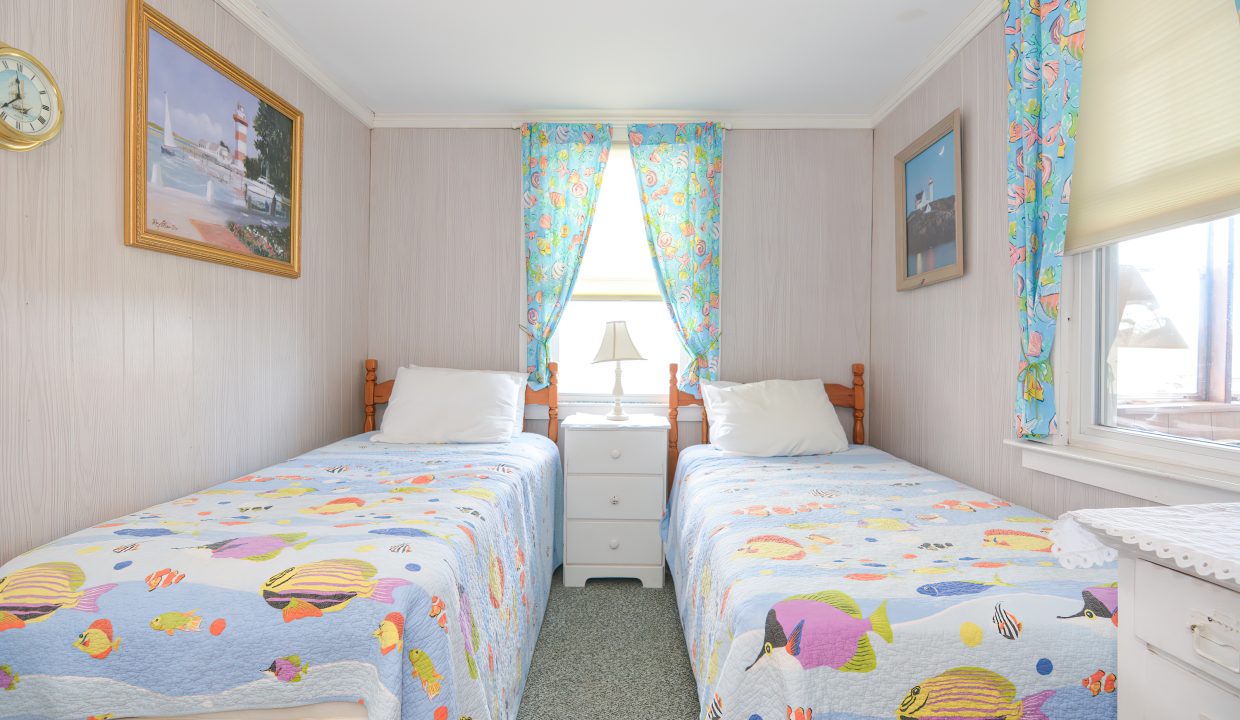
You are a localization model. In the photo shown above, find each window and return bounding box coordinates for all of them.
[1091,213,1239,447]
[552,136,684,398]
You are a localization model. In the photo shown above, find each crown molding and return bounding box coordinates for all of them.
[870,0,1003,126]
[216,0,999,132]
[371,111,874,130]
[213,0,376,127]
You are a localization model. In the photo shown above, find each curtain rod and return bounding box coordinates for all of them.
[509,122,733,131]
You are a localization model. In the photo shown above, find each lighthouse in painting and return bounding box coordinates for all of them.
[232,102,248,171]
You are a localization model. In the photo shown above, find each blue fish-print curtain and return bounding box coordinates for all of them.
[1005,0,1086,439]
[628,123,723,397]
[522,123,611,389]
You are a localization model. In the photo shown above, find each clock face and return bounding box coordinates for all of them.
[0,50,61,141]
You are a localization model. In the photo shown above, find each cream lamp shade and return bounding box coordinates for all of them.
[592,321,645,363]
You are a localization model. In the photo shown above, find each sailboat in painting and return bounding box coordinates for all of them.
[160,92,177,156]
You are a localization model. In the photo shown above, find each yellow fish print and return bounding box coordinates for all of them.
[408,648,443,699]
[262,559,410,622]
[373,612,404,655]
[73,618,120,659]
[898,666,1053,719]
[0,562,116,631]
[150,610,201,635]
[857,518,913,532]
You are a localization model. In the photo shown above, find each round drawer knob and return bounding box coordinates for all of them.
[609,449,622,459]
[608,539,620,549]
[609,496,620,505]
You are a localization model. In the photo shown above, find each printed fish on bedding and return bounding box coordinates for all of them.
[262,559,410,622]
[897,666,1053,719]
[747,590,892,673]
[0,562,116,631]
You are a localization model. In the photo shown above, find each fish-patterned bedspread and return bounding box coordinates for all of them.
[0,432,561,720]
[664,445,1118,720]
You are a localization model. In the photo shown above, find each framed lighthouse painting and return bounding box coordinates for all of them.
[125,0,302,277]
[894,109,963,291]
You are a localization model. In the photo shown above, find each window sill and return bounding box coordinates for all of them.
[1006,438,1240,506]
[524,400,702,421]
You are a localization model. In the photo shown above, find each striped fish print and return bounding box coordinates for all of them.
[0,562,115,631]
[261,559,410,622]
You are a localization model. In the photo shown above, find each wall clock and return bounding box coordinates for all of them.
[0,42,64,152]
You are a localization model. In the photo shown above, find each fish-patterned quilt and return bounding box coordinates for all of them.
[0,432,561,720]
[664,445,1118,720]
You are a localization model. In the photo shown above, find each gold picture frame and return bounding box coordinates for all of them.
[125,0,302,278]
[895,109,964,291]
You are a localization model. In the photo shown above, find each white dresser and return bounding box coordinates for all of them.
[1065,504,1240,720]
[561,413,669,588]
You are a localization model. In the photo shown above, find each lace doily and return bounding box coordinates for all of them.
[1056,503,1240,585]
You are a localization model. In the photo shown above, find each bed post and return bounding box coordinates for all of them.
[852,363,865,445]
[668,363,679,489]
[547,362,559,444]
[364,359,378,433]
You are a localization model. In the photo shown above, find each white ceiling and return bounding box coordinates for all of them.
[238,0,998,126]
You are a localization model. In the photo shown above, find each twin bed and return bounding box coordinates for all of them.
[664,364,1119,720]
[0,360,1118,720]
[0,361,561,720]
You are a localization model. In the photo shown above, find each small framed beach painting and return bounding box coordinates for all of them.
[125,1,302,277]
[895,110,963,291]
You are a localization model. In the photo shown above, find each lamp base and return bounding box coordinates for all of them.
[608,363,627,421]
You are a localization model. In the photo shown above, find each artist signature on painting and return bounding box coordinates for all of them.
[150,218,179,232]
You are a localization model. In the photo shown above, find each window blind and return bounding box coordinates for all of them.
[1067,0,1240,253]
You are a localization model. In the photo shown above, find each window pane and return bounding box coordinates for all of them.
[574,142,659,298]
[555,300,682,396]
[1097,212,1239,445]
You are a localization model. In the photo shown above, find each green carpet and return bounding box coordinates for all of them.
[517,570,700,719]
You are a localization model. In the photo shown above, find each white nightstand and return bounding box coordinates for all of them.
[561,413,670,588]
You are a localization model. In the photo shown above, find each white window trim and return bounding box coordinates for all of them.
[1010,250,1240,504]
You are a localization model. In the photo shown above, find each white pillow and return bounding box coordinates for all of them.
[372,365,522,444]
[701,379,849,457]
[402,364,527,431]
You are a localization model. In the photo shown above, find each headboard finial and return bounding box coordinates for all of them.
[364,359,378,432]
[851,363,866,445]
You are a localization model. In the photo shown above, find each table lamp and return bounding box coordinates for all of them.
[592,320,645,421]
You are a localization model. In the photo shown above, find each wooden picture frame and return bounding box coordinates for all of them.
[895,109,963,291]
[125,0,303,277]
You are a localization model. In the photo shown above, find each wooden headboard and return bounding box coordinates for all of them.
[363,359,559,443]
[667,363,865,483]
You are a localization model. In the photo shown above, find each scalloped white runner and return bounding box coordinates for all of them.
[1051,503,1240,585]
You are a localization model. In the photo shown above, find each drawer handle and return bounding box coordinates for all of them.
[610,496,620,505]
[610,449,622,459]
[1190,621,1240,673]
[608,539,619,550]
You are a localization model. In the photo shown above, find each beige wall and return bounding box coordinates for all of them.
[0,0,371,564]
[365,128,874,442]
[868,18,1144,517]
[367,129,524,377]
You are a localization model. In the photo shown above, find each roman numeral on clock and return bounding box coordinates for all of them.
[42,105,49,112]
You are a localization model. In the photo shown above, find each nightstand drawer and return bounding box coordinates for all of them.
[1134,560,1240,691]
[567,474,664,520]
[565,429,665,475]
[566,520,662,565]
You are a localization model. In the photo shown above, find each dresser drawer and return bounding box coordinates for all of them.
[566,429,664,476]
[1134,559,1240,692]
[566,520,662,565]
[567,474,664,520]
[1133,647,1240,719]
